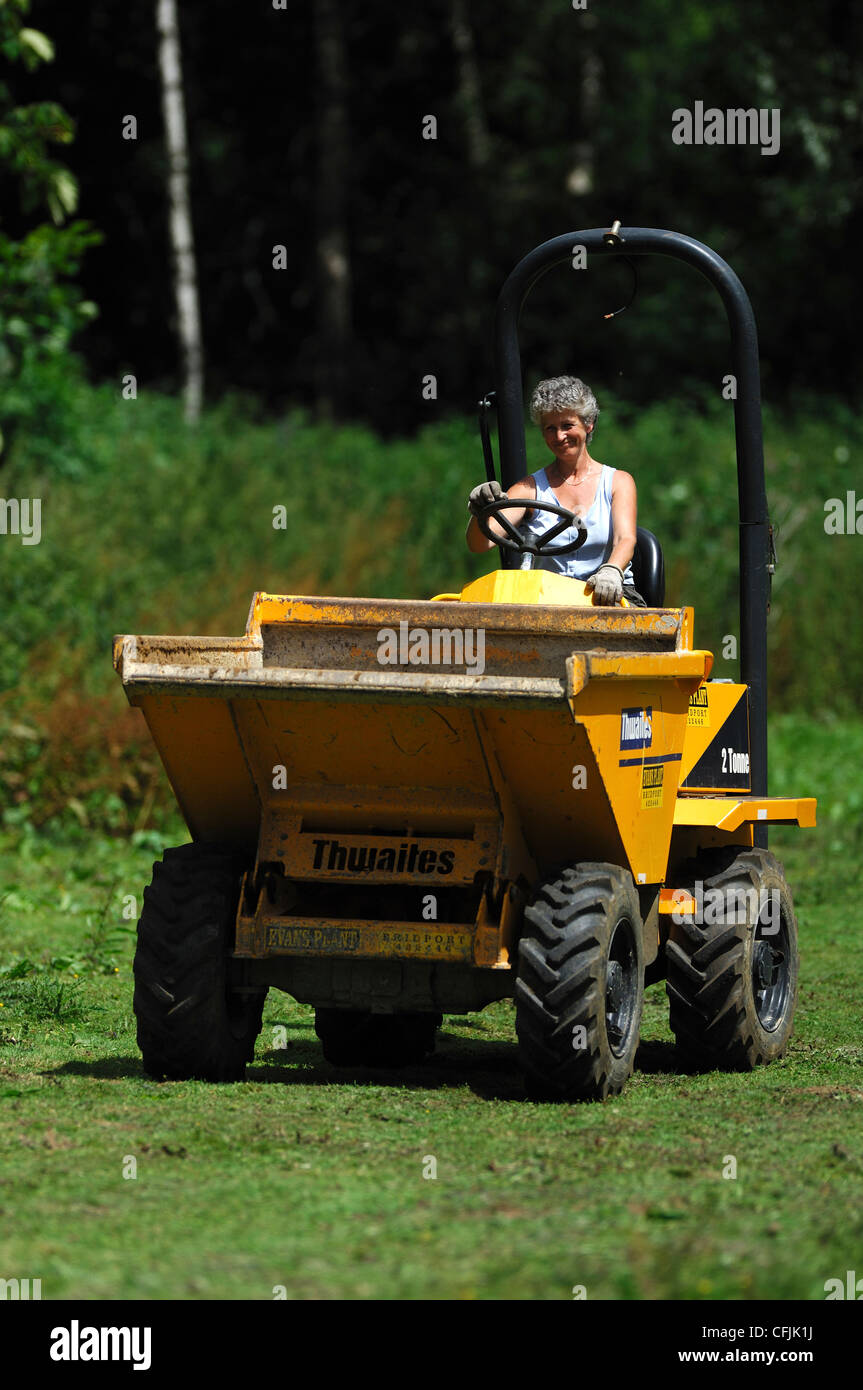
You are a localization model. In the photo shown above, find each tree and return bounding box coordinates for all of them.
[0,0,99,461]
[449,0,490,173]
[313,0,352,418]
[156,0,203,423]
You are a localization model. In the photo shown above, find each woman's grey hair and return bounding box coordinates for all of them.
[529,376,600,434]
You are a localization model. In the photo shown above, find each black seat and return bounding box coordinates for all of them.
[631,527,665,606]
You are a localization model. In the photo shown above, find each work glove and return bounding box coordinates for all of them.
[586,563,624,606]
[468,480,505,516]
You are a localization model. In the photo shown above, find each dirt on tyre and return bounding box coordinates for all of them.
[315,1008,442,1067]
[515,863,644,1102]
[665,847,798,1070]
[133,842,266,1081]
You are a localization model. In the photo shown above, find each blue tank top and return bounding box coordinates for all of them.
[516,464,634,583]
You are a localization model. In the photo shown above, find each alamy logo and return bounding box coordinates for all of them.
[620,707,652,750]
[50,1321,151,1371]
[824,1270,863,1299]
[0,497,41,545]
[0,1277,41,1299]
[672,102,780,156]
[670,880,780,934]
[377,621,485,674]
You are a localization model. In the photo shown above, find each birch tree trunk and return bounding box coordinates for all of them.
[448,0,491,364]
[449,0,490,172]
[156,0,203,423]
[313,0,352,419]
[566,11,601,198]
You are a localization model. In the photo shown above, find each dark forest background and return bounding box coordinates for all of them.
[6,0,863,431]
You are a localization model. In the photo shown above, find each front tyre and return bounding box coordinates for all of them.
[665,848,798,1070]
[515,863,645,1101]
[133,842,266,1081]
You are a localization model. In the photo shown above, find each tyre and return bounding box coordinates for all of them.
[315,1009,442,1067]
[665,848,798,1070]
[133,842,266,1081]
[515,863,645,1102]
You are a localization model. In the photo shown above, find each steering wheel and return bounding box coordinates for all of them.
[475,496,588,557]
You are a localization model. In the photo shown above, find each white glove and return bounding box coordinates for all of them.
[586,563,624,605]
[468,480,505,515]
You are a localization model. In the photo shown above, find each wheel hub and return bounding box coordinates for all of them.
[751,914,790,1031]
[605,919,638,1056]
[606,959,624,1012]
[754,941,774,990]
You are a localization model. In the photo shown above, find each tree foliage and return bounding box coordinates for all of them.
[0,0,100,458]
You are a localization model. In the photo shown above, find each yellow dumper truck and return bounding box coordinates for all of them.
[114,226,815,1100]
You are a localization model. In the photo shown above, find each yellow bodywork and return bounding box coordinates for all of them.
[432,569,629,606]
[114,571,815,993]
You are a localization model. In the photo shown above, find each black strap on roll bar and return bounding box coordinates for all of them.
[478,391,497,483]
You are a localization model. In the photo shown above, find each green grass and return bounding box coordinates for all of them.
[1,718,860,1301]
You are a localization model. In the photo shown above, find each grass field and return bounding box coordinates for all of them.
[1,716,861,1301]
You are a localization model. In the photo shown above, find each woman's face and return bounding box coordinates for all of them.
[540,409,591,464]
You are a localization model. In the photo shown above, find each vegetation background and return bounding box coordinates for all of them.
[0,0,861,1302]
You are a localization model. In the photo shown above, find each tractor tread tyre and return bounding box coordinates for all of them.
[133,842,266,1082]
[665,848,798,1071]
[515,863,644,1102]
[315,1009,442,1068]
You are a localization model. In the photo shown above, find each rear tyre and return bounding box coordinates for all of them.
[515,863,644,1102]
[133,842,266,1081]
[315,1009,442,1067]
[665,848,798,1070]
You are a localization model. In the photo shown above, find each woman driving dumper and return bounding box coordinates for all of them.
[465,375,646,606]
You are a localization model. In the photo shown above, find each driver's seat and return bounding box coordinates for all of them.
[631,527,665,607]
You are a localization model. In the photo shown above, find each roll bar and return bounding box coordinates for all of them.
[491,226,771,808]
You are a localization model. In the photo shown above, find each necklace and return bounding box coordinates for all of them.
[554,465,599,486]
